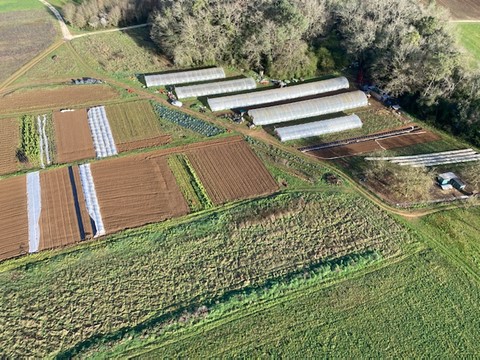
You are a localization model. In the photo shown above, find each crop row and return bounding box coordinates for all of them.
[153,103,224,137]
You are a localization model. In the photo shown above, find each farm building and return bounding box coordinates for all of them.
[175,78,256,99]
[249,90,368,126]
[207,76,350,111]
[144,67,225,87]
[275,114,363,142]
[437,172,466,190]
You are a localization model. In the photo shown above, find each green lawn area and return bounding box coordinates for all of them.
[0,191,415,357]
[0,0,43,12]
[456,23,480,70]
[101,250,480,358]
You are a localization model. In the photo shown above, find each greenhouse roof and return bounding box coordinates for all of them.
[144,67,225,87]
[175,78,256,99]
[249,90,368,126]
[275,114,363,142]
[207,76,349,111]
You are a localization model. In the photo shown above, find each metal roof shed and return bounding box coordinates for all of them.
[249,91,368,126]
[144,67,226,87]
[275,114,363,142]
[207,76,350,111]
[175,78,256,99]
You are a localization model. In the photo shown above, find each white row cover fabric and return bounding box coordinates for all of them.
[78,164,105,237]
[175,78,256,99]
[275,114,363,142]
[207,76,349,111]
[249,90,368,126]
[27,171,41,253]
[87,106,118,158]
[366,149,480,167]
[365,149,476,161]
[36,115,51,169]
[145,67,226,87]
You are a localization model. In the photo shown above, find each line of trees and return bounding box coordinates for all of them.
[63,0,479,147]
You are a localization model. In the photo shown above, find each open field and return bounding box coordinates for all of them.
[71,28,170,77]
[0,118,20,175]
[0,177,28,261]
[437,0,480,20]
[187,138,278,204]
[91,155,189,233]
[456,23,480,69]
[39,167,92,251]
[53,109,95,163]
[0,191,415,357]
[111,250,480,358]
[0,10,55,84]
[106,101,171,151]
[0,0,43,12]
[0,85,120,114]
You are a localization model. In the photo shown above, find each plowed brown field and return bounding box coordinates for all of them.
[39,167,93,251]
[309,130,440,159]
[0,118,20,175]
[53,109,96,163]
[116,135,171,152]
[437,0,480,20]
[187,138,278,204]
[0,176,28,261]
[0,85,119,114]
[91,156,189,233]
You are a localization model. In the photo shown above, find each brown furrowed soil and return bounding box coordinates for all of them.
[39,167,93,251]
[0,118,20,175]
[91,155,189,233]
[106,101,171,151]
[436,0,480,20]
[308,130,440,159]
[0,10,56,84]
[53,109,96,163]
[187,138,278,204]
[0,85,119,114]
[0,176,28,261]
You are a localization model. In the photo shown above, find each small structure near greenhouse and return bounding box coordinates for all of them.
[275,114,362,142]
[144,68,226,87]
[437,172,466,191]
[249,90,368,126]
[175,78,256,99]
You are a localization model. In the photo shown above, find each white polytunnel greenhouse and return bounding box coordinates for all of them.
[275,114,363,142]
[249,90,368,126]
[175,77,256,99]
[144,67,226,87]
[207,76,349,111]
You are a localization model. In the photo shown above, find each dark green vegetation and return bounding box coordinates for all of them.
[167,154,212,211]
[102,250,480,358]
[0,191,415,357]
[18,115,40,165]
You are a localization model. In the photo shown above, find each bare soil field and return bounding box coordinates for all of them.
[436,0,480,20]
[53,109,96,163]
[0,85,119,114]
[0,10,56,84]
[106,101,171,151]
[91,155,189,233]
[187,138,278,204]
[0,176,28,261]
[308,130,440,159]
[0,118,20,175]
[38,167,93,251]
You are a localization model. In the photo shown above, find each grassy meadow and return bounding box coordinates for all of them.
[456,23,480,70]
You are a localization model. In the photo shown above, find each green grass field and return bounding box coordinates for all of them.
[456,23,480,70]
[0,0,43,12]
[0,191,415,357]
[100,249,480,358]
[105,100,166,143]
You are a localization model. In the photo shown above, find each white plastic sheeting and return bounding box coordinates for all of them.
[175,78,256,99]
[249,91,368,126]
[36,115,51,169]
[207,77,350,111]
[27,171,41,253]
[78,164,105,237]
[87,106,118,158]
[275,114,363,142]
[145,67,226,87]
[365,149,480,167]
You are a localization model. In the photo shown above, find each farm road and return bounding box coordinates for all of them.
[37,0,73,40]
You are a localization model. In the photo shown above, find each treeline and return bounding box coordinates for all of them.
[63,0,479,147]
